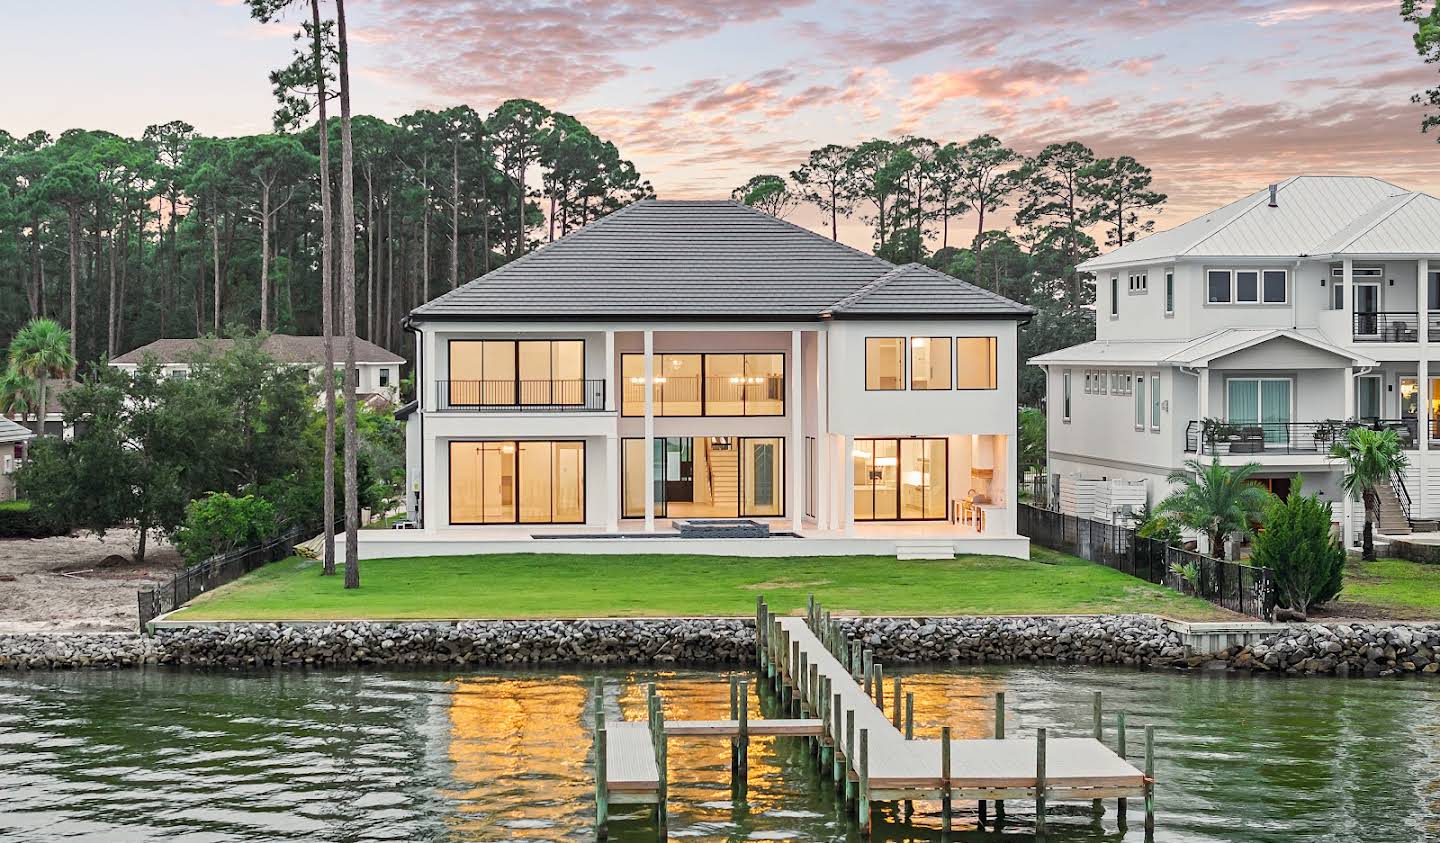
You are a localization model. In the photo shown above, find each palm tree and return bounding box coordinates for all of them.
[8,318,75,435]
[1156,457,1271,559]
[0,366,39,423]
[1330,426,1408,561]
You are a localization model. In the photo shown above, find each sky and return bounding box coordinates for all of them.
[4,0,1438,250]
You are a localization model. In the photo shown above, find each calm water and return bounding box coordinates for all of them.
[1,665,1438,842]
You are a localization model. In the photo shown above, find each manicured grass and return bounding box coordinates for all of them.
[170,545,1230,621]
[0,500,31,512]
[1332,557,1440,619]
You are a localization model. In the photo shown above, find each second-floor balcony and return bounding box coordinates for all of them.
[1352,311,1420,343]
[439,379,607,412]
[1185,417,1440,454]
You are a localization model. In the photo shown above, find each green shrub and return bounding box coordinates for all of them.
[0,500,58,539]
[172,492,278,564]
[1251,478,1345,613]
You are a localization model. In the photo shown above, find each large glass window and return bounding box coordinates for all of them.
[448,340,582,407]
[450,440,584,524]
[1357,375,1381,421]
[866,338,905,390]
[1207,270,1232,303]
[910,337,952,390]
[853,438,947,521]
[622,353,782,416]
[1150,374,1161,431]
[1164,270,1174,314]
[1134,374,1146,430]
[622,437,783,518]
[1262,270,1287,303]
[1235,271,1259,303]
[956,337,997,390]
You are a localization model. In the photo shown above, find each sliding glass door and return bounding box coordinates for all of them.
[450,441,585,524]
[1226,378,1291,445]
[622,437,784,518]
[853,438,948,521]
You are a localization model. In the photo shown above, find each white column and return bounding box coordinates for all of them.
[841,433,856,537]
[643,329,655,532]
[605,434,620,532]
[1421,258,1431,520]
[1342,257,1354,340]
[1196,367,1210,453]
[1343,365,1356,548]
[790,329,803,533]
[816,329,831,530]
[603,329,616,412]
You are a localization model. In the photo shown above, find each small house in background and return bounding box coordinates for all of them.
[110,334,406,410]
[0,417,35,501]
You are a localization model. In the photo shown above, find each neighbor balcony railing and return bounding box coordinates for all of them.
[1353,311,1419,342]
[1186,417,1427,455]
[439,379,606,411]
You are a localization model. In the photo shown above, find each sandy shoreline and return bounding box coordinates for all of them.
[0,530,184,633]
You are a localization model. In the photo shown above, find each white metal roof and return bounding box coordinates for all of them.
[1079,176,1418,270]
[1028,328,1376,368]
[0,417,35,444]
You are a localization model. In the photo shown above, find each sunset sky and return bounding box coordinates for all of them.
[5,0,1438,249]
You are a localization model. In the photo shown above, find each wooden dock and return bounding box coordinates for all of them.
[592,595,1156,838]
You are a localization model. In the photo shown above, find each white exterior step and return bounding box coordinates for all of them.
[895,540,956,560]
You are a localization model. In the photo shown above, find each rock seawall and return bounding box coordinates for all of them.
[0,617,1437,677]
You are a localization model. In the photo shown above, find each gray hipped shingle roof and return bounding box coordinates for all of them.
[410,200,1032,321]
[112,334,404,366]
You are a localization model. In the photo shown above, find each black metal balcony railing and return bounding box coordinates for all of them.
[1353,311,1419,342]
[621,375,784,416]
[1185,418,1425,455]
[440,379,606,412]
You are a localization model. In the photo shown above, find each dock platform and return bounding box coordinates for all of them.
[591,595,1157,838]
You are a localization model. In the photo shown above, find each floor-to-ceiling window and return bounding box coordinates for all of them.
[622,353,783,416]
[450,440,584,524]
[448,340,584,407]
[853,438,948,521]
[621,436,784,518]
[1226,378,1291,445]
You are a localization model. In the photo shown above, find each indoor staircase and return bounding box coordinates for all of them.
[707,442,739,512]
[895,540,956,560]
[1375,480,1412,536]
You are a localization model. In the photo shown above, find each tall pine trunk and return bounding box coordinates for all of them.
[67,207,79,360]
[312,0,338,576]
[337,0,361,589]
[451,138,460,289]
[260,180,271,331]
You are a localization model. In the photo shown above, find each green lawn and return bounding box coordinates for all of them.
[169,546,1230,621]
[1330,557,1440,619]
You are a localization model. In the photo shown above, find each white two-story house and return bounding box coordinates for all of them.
[1031,176,1440,547]
[112,334,405,409]
[368,199,1034,560]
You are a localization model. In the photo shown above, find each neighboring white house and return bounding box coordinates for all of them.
[111,334,405,408]
[1030,175,1440,547]
[0,417,35,501]
[367,199,1034,560]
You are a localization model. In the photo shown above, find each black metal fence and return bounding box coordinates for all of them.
[1018,503,1275,619]
[137,524,312,631]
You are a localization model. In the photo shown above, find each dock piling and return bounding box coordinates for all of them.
[904,692,914,740]
[832,692,844,784]
[1092,691,1104,817]
[940,725,952,832]
[994,691,1006,820]
[891,677,901,728]
[845,709,857,803]
[594,722,608,839]
[1036,727,1048,835]
[1117,712,1128,820]
[1144,725,1155,833]
[874,663,884,710]
[738,681,749,785]
[859,728,871,836]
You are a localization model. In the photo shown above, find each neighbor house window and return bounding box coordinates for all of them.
[1062,370,1072,422]
[1207,270,1232,303]
[1098,370,1107,395]
[1150,374,1161,430]
[1128,272,1148,293]
[1110,276,1119,316]
[1134,374,1146,430]
[1084,370,1093,394]
[910,337,952,390]
[1262,269,1288,303]
[379,368,390,388]
[866,338,906,390]
[1164,270,1174,314]
[1235,270,1259,303]
[956,337,997,389]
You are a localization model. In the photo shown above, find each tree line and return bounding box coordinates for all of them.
[733,137,1167,405]
[0,102,652,366]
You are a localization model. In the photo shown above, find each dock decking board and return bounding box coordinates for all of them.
[603,722,659,793]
